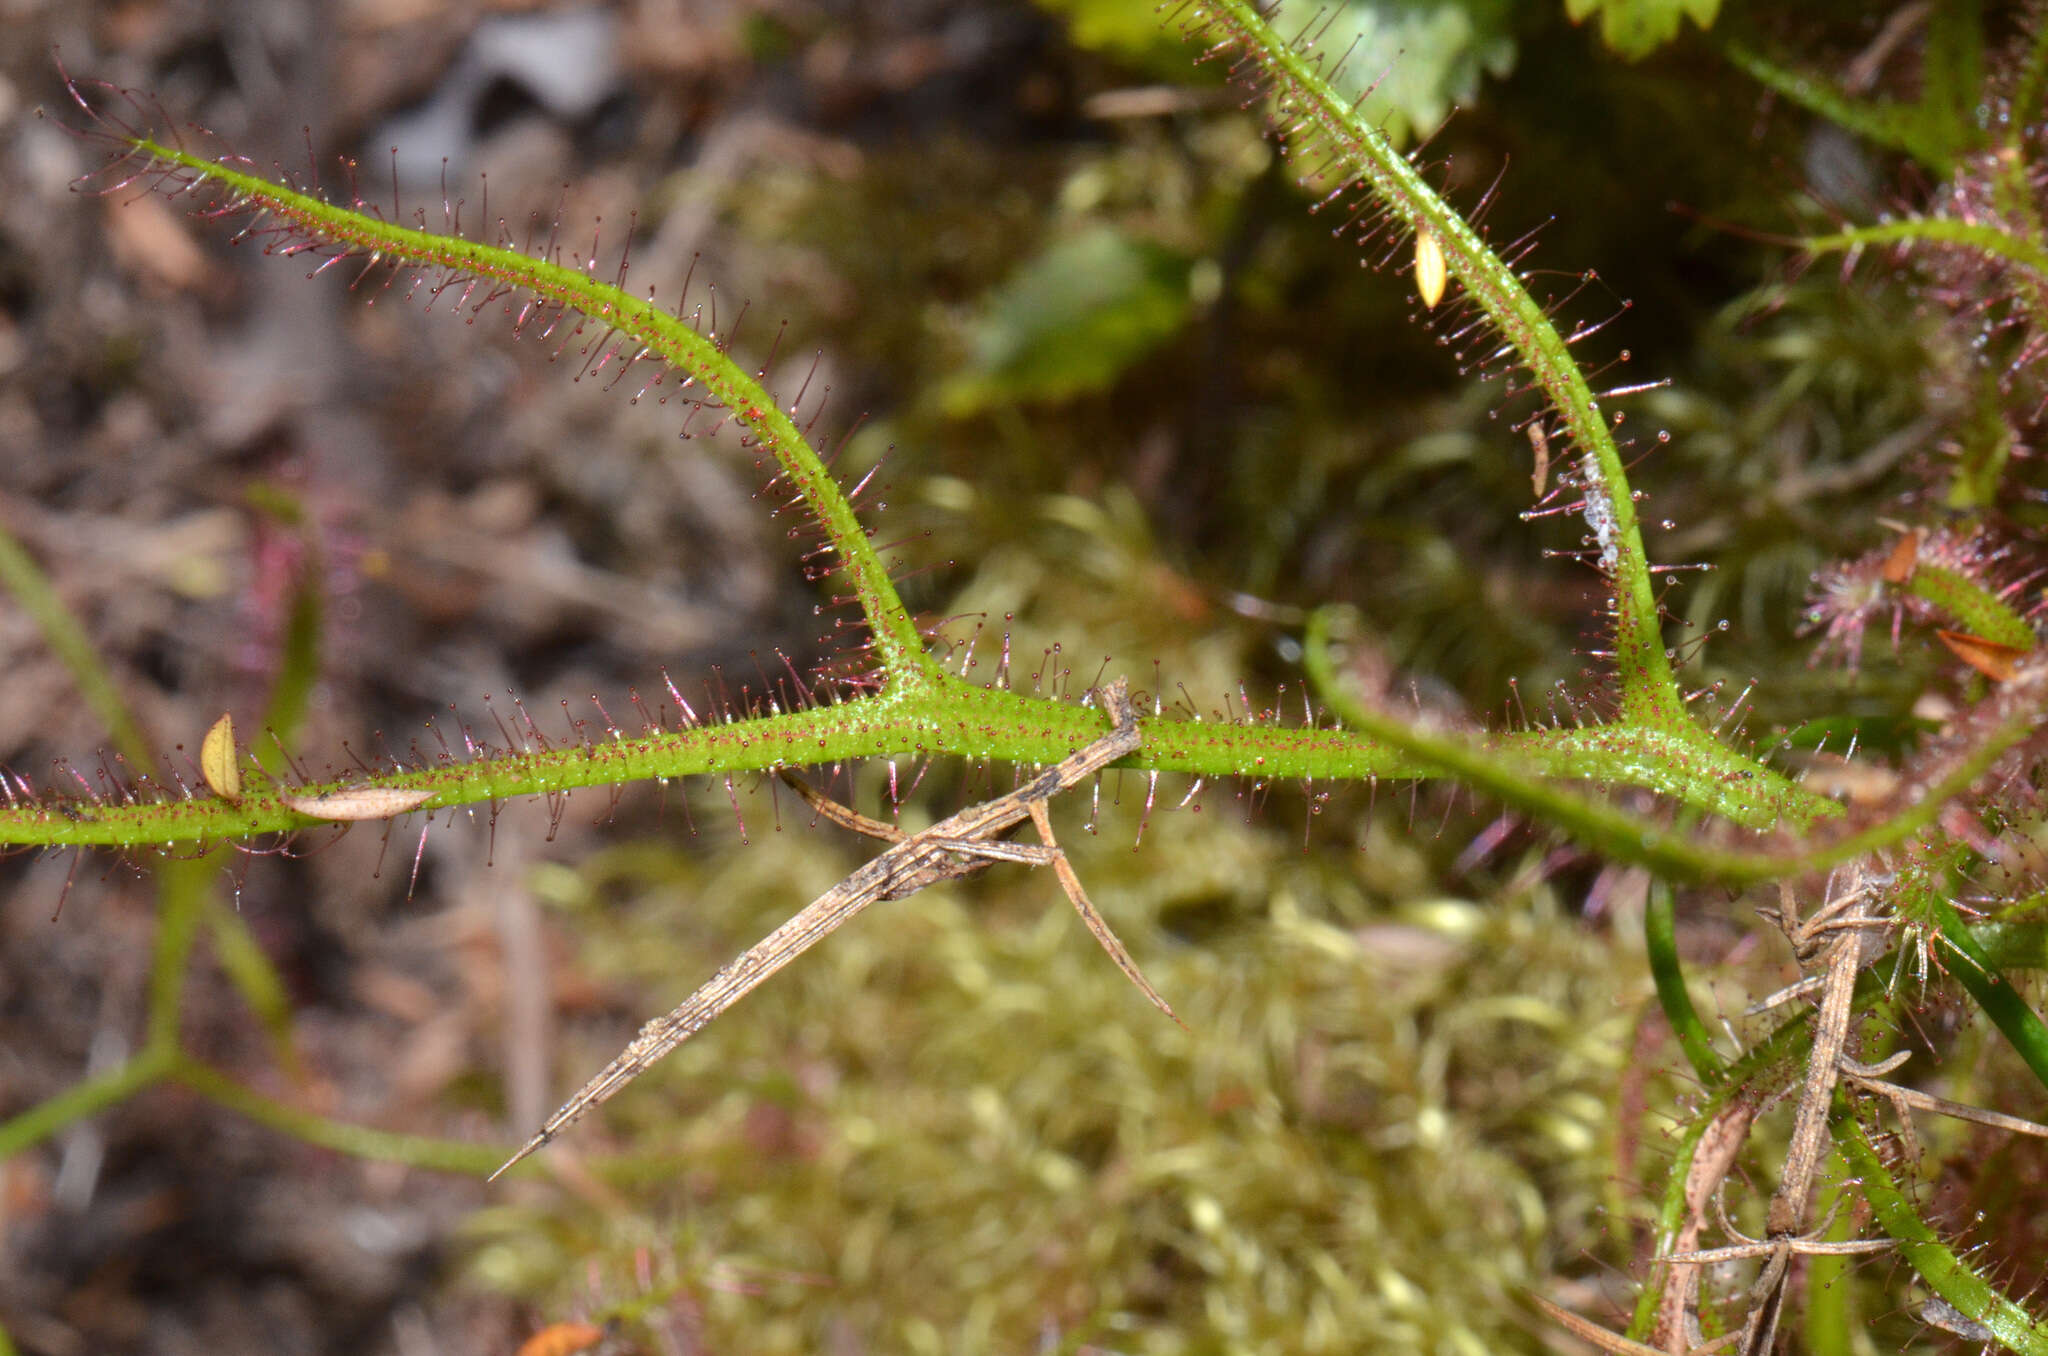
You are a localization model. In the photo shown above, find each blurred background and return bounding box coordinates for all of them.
[0,1,2013,1352]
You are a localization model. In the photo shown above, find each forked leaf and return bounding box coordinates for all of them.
[200,712,240,802]
[283,786,435,821]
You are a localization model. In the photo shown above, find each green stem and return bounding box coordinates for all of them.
[115,125,934,682]
[146,856,214,1055]
[1626,1108,1713,1342]
[172,1058,514,1176]
[207,899,302,1077]
[1835,1110,2048,1354]
[1197,0,1681,727]
[1807,218,2048,345]
[2,635,2032,890]
[0,514,155,773]
[1644,881,1726,1084]
[1722,41,1973,174]
[255,527,323,774]
[1806,219,2048,276]
[1932,894,2048,1092]
[1803,1163,1857,1356]
[0,1049,172,1160]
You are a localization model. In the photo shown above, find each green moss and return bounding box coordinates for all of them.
[470,788,1637,1352]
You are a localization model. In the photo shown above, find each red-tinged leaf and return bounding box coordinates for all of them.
[1881,528,1922,584]
[1937,629,2027,682]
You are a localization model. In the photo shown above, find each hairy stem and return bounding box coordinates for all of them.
[1191,0,1683,728]
[1836,1109,2048,1354]
[100,106,934,683]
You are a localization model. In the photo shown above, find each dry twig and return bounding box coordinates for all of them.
[494,679,1168,1178]
[1738,871,1891,1356]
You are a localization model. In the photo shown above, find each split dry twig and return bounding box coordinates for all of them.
[1565,873,1901,1356]
[1738,871,1890,1356]
[1529,1294,1739,1356]
[1654,1096,1757,1352]
[1840,1054,2048,1140]
[494,679,1169,1178]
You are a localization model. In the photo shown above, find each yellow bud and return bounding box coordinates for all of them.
[200,713,241,802]
[1413,227,1447,308]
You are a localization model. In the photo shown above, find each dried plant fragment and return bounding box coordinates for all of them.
[1920,1296,1995,1343]
[494,680,1166,1178]
[1530,1294,1737,1355]
[200,713,240,802]
[1528,420,1552,497]
[283,786,435,821]
[1655,1096,1756,1352]
[1730,872,1893,1356]
[1840,1048,2048,1167]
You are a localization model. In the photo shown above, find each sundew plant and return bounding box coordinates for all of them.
[6,0,2048,1352]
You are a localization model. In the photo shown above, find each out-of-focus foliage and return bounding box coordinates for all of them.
[1566,0,1720,61]
[1306,1,1519,144]
[1034,0,1216,75]
[940,225,1195,413]
[1722,0,1986,174]
[1043,0,1518,143]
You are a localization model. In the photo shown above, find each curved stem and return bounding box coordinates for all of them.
[0,516,155,774]
[172,1059,514,1177]
[1193,0,1681,727]
[0,1049,173,1160]
[1807,218,2048,344]
[1932,895,2048,1092]
[92,106,934,681]
[1645,881,1726,1085]
[1835,1110,2048,1354]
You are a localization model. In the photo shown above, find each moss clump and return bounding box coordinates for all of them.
[468,790,1638,1353]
